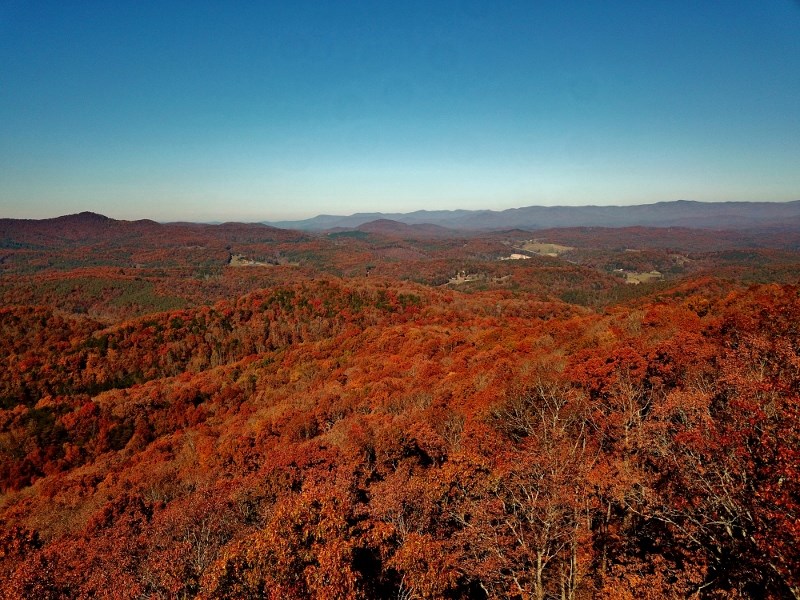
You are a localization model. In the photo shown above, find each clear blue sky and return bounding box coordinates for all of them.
[1,1,799,221]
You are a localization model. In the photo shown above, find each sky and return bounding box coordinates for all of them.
[1,1,799,222]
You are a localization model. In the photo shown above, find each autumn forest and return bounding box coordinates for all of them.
[1,212,799,599]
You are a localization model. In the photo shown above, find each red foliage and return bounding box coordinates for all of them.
[1,218,799,599]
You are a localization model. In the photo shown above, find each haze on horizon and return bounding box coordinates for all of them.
[1,1,799,223]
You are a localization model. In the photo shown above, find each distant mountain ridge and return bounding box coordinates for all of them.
[267,200,800,231]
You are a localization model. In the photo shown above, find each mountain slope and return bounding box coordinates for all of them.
[268,200,800,231]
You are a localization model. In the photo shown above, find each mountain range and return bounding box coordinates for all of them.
[267,200,800,231]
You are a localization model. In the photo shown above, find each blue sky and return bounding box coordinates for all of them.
[1,1,799,221]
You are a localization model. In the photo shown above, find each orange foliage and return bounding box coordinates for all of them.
[1,216,799,599]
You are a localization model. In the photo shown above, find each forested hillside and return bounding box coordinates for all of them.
[1,214,798,599]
